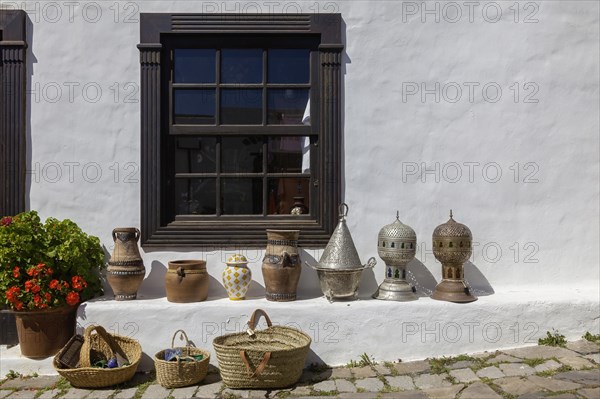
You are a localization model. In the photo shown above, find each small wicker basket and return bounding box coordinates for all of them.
[154,330,210,388]
[53,325,141,388]
[213,309,311,389]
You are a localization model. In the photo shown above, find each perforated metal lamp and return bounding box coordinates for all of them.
[430,210,477,303]
[372,212,418,301]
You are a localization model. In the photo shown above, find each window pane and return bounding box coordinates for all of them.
[174,89,215,124]
[221,49,262,84]
[175,137,217,173]
[174,49,216,83]
[222,178,263,215]
[268,49,310,83]
[221,137,263,173]
[175,178,216,215]
[267,89,309,125]
[267,177,310,215]
[220,89,262,124]
[268,136,310,173]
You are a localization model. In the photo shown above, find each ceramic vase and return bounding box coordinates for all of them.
[106,228,145,300]
[261,230,301,301]
[222,254,252,300]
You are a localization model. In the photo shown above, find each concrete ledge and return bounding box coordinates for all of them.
[1,286,598,375]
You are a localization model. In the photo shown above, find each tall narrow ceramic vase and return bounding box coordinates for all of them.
[261,230,301,301]
[106,228,145,300]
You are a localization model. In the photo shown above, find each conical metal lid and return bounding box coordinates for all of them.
[317,203,364,269]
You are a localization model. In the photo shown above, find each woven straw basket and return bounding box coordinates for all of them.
[213,309,311,389]
[155,329,210,388]
[53,325,142,388]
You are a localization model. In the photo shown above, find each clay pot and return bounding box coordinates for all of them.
[14,306,77,359]
[261,230,301,302]
[165,260,209,303]
[107,228,145,300]
[223,254,252,300]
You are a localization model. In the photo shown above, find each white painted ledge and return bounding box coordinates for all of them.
[1,286,598,375]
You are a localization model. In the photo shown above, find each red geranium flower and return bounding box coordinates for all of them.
[49,279,59,289]
[12,267,20,278]
[71,276,87,291]
[14,301,23,311]
[31,284,41,294]
[0,216,12,226]
[6,286,20,302]
[66,291,80,306]
[45,292,52,302]
[26,267,38,277]
[24,280,34,292]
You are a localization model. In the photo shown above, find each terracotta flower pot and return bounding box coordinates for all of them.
[14,306,77,359]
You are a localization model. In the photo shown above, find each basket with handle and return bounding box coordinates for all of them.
[52,325,142,388]
[213,309,311,389]
[154,329,210,388]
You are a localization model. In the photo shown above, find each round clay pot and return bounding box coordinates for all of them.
[165,260,209,303]
[14,306,77,359]
[261,230,301,302]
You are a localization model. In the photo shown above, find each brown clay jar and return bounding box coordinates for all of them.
[107,228,145,300]
[165,260,209,303]
[261,230,301,301]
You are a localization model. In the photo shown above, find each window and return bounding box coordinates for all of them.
[139,14,343,247]
[0,9,27,218]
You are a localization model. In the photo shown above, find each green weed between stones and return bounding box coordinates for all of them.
[538,329,567,347]
[583,331,600,344]
[310,390,338,396]
[428,354,479,374]
[383,361,399,376]
[346,352,377,368]
[523,358,546,367]
[536,364,573,377]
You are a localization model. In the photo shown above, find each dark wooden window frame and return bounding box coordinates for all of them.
[139,14,343,247]
[0,10,27,218]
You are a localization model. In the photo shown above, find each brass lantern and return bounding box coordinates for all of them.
[431,210,477,303]
[373,212,418,301]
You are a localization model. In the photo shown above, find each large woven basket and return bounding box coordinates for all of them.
[155,329,210,388]
[213,309,311,389]
[53,325,142,388]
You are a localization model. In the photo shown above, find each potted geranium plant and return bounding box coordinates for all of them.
[0,211,105,358]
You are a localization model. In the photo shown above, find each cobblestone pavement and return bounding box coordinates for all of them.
[0,340,599,399]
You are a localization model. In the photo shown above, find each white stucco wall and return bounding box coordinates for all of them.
[2,0,599,366]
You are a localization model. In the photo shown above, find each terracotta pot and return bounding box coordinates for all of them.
[165,260,209,303]
[107,228,145,300]
[223,254,252,300]
[261,230,301,302]
[14,306,77,359]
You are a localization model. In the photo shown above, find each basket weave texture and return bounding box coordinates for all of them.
[154,329,210,388]
[213,309,311,389]
[53,325,141,388]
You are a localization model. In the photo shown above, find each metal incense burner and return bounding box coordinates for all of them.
[372,212,418,301]
[431,210,477,303]
[307,203,376,301]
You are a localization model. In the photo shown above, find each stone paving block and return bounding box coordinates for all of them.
[114,387,138,399]
[0,376,60,390]
[449,368,479,383]
[459,382,501,399]
[549,394,579,399]
[335,379,357,393]
[313,380,336,392]
[558,356,595,370]
[62,388,93,399]
[36,389,61,399]
[351,366,377,378]
[553,370,600,386]
[221,388,250,398]
[476,366,505,379]
[447,360,474,370]
[566,340,599,355]
[494,376,541,396]
[413,374,451,389]
[585,353,600,364]
[338,393,381,399]
[87,389,116,399]
[499,363,535,376]
[141,384,171,399]
[487,354,522,363]
[247,390,268,398]
[380,392,428,399]
[502,346,578,359]
[290,385,312,396]
[373,364,393,375]
[528,375,582,392]
[534,359,561,373]
[194,381,222,398]
[170,385,197,398]
[578,387,600,399]
[4,391,38,399]
[0,391,13,399]
[331,368,353,379]
[393,361,431,375]
[386,375,414,390]
[354,377,384,392]
[423,384,464,399]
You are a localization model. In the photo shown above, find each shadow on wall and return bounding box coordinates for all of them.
[297,249,325,300]
[464,261,494,296]
[406,259,438,297]
[358,266,378,299]
[136,260,167,298]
